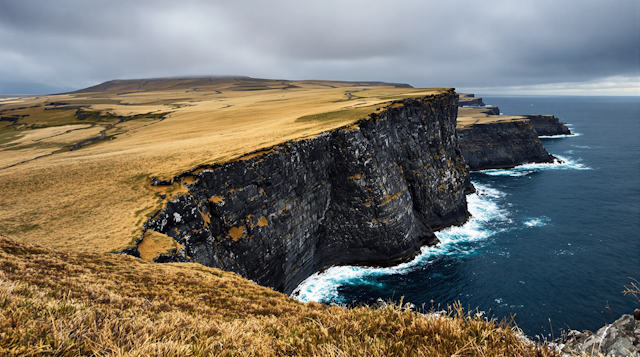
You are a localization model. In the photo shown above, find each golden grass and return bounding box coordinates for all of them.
[0,125,105,169]
[457,107,527,128]
[0,77,447,254]
[137,230,182,261]
[0,236,562,357]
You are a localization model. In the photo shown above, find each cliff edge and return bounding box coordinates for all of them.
[145,91,470,294]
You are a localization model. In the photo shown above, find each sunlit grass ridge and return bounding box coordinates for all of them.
[0,236,561,356]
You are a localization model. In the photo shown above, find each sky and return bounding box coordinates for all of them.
[0,0,638,95]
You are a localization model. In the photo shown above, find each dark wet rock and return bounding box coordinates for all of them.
[523,114,572,136]
[145,91,470,294]
[457,120,555,171]
[153,248,192,263]
[562,314,640,357]
[113,246,141,258]
[151,177,174,186]
[484,106,500,115]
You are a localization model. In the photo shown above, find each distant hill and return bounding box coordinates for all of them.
[72,76,412,95]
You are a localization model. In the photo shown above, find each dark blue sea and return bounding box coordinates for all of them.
[292,96,640,338]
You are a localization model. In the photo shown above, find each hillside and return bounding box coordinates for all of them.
[0,77,444,255]
[0,236,561,356]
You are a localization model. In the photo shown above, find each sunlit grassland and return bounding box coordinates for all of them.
[0,77,447,254]
[0,236,561,357]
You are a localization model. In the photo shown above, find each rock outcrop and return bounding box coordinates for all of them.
[458,93,486,107]
[523,114,572,137]
[145,91,470,294]
[457,120,555,171]
[562,314,640,357]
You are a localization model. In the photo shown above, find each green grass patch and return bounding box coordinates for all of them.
[0,130,23,145]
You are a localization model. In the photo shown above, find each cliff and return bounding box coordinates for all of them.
[457,119,555,171]
[145,91,470,294]
[523,114,572,136]
[458,93,486,107]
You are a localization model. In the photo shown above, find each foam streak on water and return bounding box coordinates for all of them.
[291,182,509,303]
[539,132,582,139]
[479,155,590,177]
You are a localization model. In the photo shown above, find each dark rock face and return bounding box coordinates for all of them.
[563,314,640,357]
[457,120,555,171]
[523,115,572,136]
[145,92,470,294]
[458,94,486,107]
[113,246,141,258]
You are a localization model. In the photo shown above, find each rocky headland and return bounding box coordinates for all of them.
[145,91,471,294]
[457,119,556,170]
[525,114,572,137]
[456,94,571,170]
[134,90,577,294]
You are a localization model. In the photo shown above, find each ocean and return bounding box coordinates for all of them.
[292,95,640,338]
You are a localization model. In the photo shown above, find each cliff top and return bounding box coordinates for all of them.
[0,76,449,253]
[457,107,527,128]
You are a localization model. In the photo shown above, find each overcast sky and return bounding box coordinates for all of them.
[1,0,638,95]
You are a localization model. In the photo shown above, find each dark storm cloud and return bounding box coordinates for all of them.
[0,0,637,93]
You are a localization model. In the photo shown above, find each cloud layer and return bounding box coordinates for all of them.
[1,0,638,94]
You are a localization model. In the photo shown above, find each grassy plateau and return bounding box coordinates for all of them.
[0,77,445,256]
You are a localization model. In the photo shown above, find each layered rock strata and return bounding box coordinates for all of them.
[524,114,572,136]
[145,92,470,294]
[457,120,555,171]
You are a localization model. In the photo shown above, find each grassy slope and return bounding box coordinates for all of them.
[0,236,560,357]
[0,77,444,255]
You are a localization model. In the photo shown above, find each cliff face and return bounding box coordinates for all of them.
[523,115,571,136]
[145,92,470,294]
[458,94,486,107]
[458,120,555,171]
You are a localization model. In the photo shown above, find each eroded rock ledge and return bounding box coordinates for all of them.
[458,120,556,171]
[145,91,470,294]
[524,114,572,137]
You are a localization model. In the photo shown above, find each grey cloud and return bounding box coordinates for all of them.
[0,0,637,93]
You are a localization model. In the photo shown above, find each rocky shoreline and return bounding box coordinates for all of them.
[561,312,640,357]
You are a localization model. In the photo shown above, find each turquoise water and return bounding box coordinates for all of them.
[292,96,640,338]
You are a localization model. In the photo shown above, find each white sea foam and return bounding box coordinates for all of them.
[479,155,591,177]
[539,132,582,139]
[523,216,550,227]
[291,182,509,303]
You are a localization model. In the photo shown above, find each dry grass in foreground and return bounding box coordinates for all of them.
[0,236,561,357]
